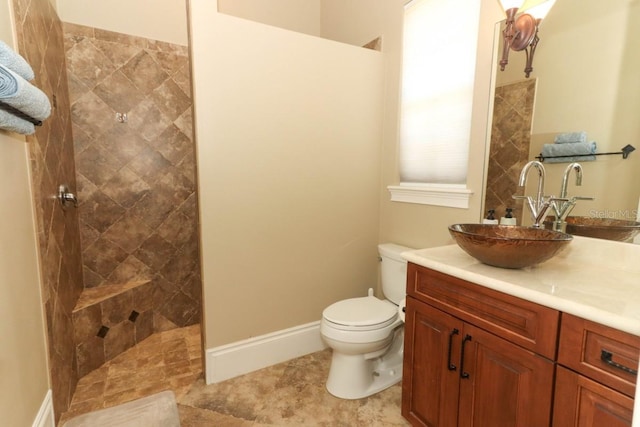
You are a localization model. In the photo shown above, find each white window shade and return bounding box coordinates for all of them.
[398,0,481,189]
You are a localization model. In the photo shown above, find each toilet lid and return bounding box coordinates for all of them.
[323,297,398,330]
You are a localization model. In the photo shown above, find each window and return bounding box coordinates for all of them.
[388,0,481,208]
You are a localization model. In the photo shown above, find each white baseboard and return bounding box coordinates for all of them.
[32,389,55,427]
[205,321,327,384]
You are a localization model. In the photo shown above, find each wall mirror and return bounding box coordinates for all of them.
[484,0,640,241]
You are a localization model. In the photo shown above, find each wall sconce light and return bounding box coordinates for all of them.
[498,0,556,78]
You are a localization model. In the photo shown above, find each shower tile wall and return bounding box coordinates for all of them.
[11,0,83,420]
[63,25,201,332]
[484,79,536,222]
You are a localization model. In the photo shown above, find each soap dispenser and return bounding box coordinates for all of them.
[482,209,499,225]
[500,208,517,226]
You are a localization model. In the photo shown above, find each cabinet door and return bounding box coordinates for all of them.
[553,366,634,427]
[457,324,555,427]
[402,297,463,427]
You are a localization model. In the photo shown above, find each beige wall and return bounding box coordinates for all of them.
[320,0,391,47]
[498,0,640,219]
[190,3,384,347]
[0,139,49,425]
[192,0,505,348]
[323,0,504,249]
[218,0,321,37]
[55,0,189,45]
[0,6,50,426]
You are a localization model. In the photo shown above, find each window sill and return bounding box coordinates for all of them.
[387,184,473,209]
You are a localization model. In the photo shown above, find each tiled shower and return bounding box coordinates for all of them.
[65,22,201,376]
[11,0,201,422]
[484,79,536,222]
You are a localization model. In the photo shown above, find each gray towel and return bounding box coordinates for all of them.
[62,391,180,427]
[554,131,587,144]
[0,63,50,121]
[541,141,597,163]
[0,108,36,134]
[0,40,34,81]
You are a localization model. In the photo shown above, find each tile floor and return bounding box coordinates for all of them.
[60,325,410,426]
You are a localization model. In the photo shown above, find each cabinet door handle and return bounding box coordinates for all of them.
[447,328,459,371]
[460,334,472,379]
[601,349,638,376]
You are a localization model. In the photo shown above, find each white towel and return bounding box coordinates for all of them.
[0,63,50,122]
[0,40,35,81]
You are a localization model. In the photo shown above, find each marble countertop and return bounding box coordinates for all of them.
[402,236,640,337]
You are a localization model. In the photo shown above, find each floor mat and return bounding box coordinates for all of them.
[62,390,180,427]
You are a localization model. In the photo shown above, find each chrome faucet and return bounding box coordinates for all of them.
[514,161,553,228]
[550,163,594,232]
[560,162,582,199]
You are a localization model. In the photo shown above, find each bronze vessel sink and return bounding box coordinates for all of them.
[544,216,640,242]
[449,224,572,269]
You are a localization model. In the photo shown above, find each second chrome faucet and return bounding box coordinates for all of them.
[513,161,593,229]
[549,163,594,232]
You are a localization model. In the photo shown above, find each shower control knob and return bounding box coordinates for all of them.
[57,184,78,210]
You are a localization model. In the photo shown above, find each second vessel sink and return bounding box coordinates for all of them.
[449,224,573,269]
[545,216,640,242]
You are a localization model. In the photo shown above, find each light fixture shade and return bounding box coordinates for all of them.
[526,0,556,20]
[499,0,525,12]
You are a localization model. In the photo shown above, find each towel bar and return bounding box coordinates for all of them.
[0,99,43,126]
[536,144,635,162]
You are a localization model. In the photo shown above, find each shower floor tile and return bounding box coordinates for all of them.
[60,324,202,424]
[60,325,410,426]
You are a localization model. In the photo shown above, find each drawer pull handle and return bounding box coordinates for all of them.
[460,334,472,379]
[601,349,638,376]
[447,328,459,371]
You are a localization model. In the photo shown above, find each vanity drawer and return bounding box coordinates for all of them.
[558,313,639,397]
[406,263,559,359]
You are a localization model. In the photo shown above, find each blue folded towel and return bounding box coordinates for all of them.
[0,63,50,123]
[0,41,34,81]
[554,131,587,144]
[541,141,597,163]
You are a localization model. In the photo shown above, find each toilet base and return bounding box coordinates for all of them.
[325,329,404,399]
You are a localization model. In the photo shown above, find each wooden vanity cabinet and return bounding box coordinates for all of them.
[553,366,634,427]
[402,263,558,427]
[552,314,639,427]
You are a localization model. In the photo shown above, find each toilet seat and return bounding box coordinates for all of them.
[323,296,398,331]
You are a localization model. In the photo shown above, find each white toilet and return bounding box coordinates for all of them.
[320,243,412,399]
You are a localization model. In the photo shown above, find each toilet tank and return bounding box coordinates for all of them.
[378,243,413,305]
